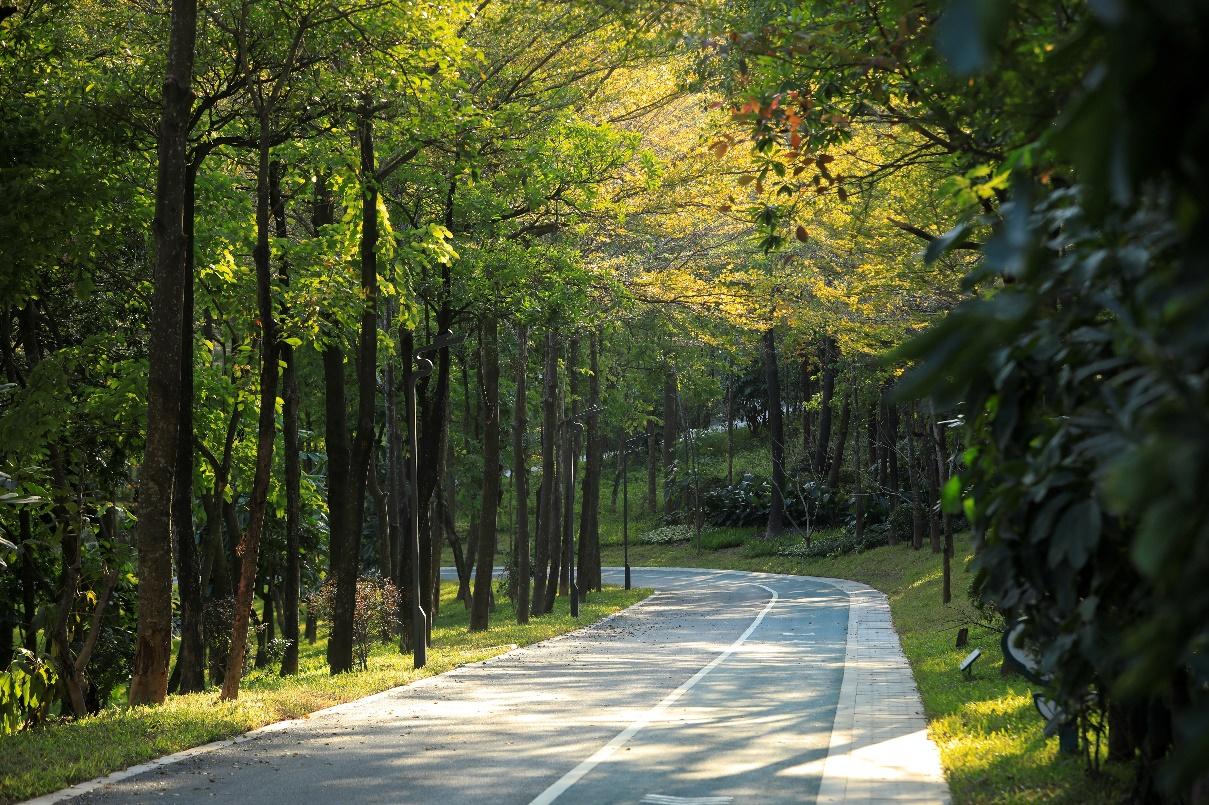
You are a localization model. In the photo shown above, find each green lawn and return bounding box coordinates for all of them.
[600,531,1132,804]
[0,583,648,805]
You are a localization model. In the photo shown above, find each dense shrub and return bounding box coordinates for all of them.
[637,524,694,545]
[778,526,889,559]
[0,650,56,735]
[314,578,401,670]
[704,473,846,528]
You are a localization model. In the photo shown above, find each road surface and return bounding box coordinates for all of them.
[49,568,945,804]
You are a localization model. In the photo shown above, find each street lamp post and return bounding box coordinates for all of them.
[406,330,462,668]
[405,355,431,669]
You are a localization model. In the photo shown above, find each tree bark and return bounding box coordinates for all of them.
[905,402,925,549]
[826,391,851,489]
[764,328,786,536]
[813,338,837,478]
[800,352,813,458]
[645,414,657,513]
[513,324,530,624]
[661,368,678,515]
[533,330,558,616]
[331,104,381,670]
[220,111,280,701]
[271,160,302,677]
[130,0,197,707]
[582,330,602,592]
[172,161,204,693]
[470,315,500,630]
[726,380,735,485]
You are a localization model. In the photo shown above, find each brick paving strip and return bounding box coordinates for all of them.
[814,578,950,804]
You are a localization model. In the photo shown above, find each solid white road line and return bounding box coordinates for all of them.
[527,583,779,805]
[641,795,734,804]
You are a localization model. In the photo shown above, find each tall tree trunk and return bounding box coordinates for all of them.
[826,391,851,489]
[925,407,942,553]
[905,402,925,549]
[220,112,280,701]
[316,173,354,672]
[513,324,530,624]
[584,330,602,592]
[854,409,864,540]
[415,180,458,641]
[130,0,197,707]
[936,420,953,603]
[331,103,381,670]
[661,368,678,514]
[888,399,901,512]
[813,337,836,478]
[172,161,204,693]
[533,330,558,616]
[764,328,786,537]
[561,337,579,598]
[271,160,302,677]
[726,380,735,485]
[645,414,657,513]
[800,353,813,457]
[471,315,500,631]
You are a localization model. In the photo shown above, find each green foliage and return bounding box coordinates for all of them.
[0,651,57,736]
[637,523,695,545]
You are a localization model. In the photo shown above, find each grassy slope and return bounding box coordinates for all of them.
[599,533,1129,804]
[0,583,648,804]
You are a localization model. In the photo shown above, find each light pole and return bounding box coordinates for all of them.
[405,354,430,669]
[406,329,462,668]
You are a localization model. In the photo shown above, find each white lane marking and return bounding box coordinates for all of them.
[527,584,779,805]
[641,795,733,804]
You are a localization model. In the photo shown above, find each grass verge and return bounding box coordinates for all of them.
[0,582,648,804]
[601,532,1130,804]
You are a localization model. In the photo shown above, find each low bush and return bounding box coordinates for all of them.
[637,524,695,545]
[777,525,890,559]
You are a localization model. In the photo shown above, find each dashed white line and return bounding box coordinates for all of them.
[526,584,779,805]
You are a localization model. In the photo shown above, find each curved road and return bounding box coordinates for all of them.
[51,568,946,804]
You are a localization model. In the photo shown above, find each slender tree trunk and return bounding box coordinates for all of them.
[533,330,558,616]
[662,368,678,514]
[558,338,579,598]
[271,160,302,677]
[937,420,953,603]
[826,391,851,489]
[513,324,530,624]
[905,402,925,549]
[726,380,735,485]
[813,338,836,478]
[332,103,381,670]
[800,353,813,458]
[586,330,602,592]
[130,0,197,707]
[645,415,657,513]
[888,400,901,512]
[220,112,280,701]
[854,410,864,540]
[764,328,785,536]
[925,407,942,553]
[172,162,204,693]
[471,315,500,630]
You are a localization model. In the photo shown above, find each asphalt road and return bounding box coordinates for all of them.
[69,568,850,805]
